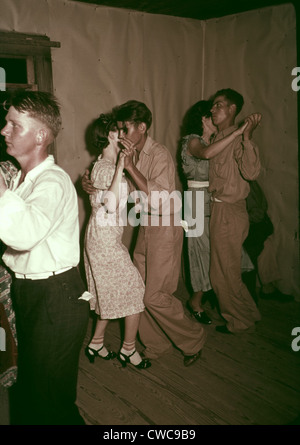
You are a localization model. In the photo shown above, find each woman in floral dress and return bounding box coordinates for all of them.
[0,160,18,387]
[84,114,150,369]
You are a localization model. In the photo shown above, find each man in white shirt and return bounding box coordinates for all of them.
[0,90,89,425]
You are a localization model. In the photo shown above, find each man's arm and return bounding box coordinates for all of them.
[0,176,67,251]
[236,113,262,180]
[123,154,148,195]
[82,169,97,195]
[242,113,262,142]
[118,137,149,195]
[188,122,248,159]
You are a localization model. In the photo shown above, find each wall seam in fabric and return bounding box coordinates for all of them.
[201,20,206,100]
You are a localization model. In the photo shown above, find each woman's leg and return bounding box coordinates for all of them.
[187,290,212,324]
[189,290,204,311]
[120,313,143,365]
[88,318,110,357]
[119,312,152,368]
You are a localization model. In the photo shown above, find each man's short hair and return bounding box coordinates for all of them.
[8,90,62,138]
[113,100,152,130]
[213,88,244,116]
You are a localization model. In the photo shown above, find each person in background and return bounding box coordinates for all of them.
[84,113,150,370]
[180,100,249,325]
[208,88,262,334]
[0,90,89,425]
[244,180,293,302]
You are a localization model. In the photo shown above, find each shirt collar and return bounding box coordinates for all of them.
[16,155,55,184]
[139,135,153,156]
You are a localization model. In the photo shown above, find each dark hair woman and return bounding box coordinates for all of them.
[84,113,151,370]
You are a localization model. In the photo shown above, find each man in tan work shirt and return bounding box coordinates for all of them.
[114,100,207,366]
[209,88,262,334]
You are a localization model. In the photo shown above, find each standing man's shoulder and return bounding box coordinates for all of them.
[34,158,76,195]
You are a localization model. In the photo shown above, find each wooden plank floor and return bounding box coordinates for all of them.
[1,278,299,426]
[77,279,300,426]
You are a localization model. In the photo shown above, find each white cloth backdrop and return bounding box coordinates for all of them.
[0,0,298,298]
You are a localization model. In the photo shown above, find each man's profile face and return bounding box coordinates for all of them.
[1,106,40,161]
[117,120,145,151]
[210,95,232,127]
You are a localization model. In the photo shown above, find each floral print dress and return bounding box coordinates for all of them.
[84,157,145,319]
[0,161,18,388]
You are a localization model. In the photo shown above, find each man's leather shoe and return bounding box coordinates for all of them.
[215,325,232,334]
[183,350,202,367]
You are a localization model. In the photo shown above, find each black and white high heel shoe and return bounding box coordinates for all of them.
[85,345,116,364]
[117,350,151,369]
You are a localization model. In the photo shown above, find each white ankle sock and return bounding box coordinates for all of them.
[89,342,109,358]
[120,347,142,366]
